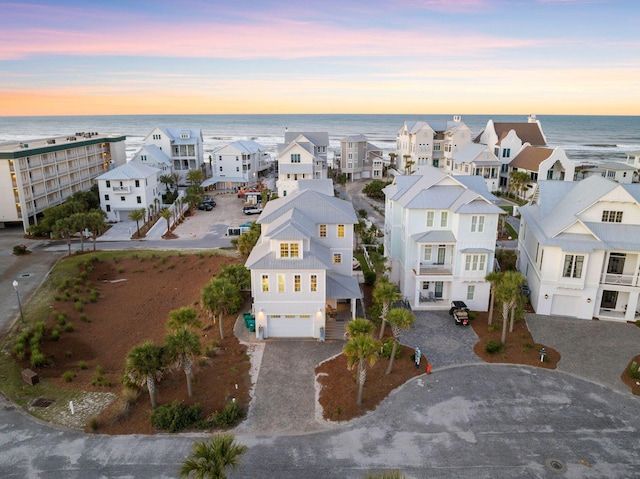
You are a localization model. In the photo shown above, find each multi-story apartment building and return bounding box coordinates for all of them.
[340,134,384,180]
[210,140,269,191]
[245,180,361,339]
[0,133,126,232]
[95,162,162,223]
[395,116,472,173]
[518,175,640,322]
[276,132,328,197]
[143,126,203,183]
[383,165,503,311]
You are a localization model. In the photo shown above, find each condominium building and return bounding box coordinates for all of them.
[0,133,126,232]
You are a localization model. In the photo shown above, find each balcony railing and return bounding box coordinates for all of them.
[601,272,637,286]
[113,186,131,193]
[416,263,453,275]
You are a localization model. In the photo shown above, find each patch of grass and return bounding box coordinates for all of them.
[62,370,76,382]
[485,340,504,354]
[79,314,91,323]
[91,366,111,387]
[74,301,84,312]
[64,322,74,333]
[78,360,88,370]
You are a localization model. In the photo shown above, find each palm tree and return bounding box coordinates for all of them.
[128,208,146,238]
[53,215,79,256]
[167,306,202,332]
[486,271,525,344]
[180,433,247,479]
[123,341,166,408]
[159,207,172,235]
[85,210,107,251]
[373,276,401,339]
[385,308,415,375]
[388,152,398,170]
[485,271,500,326]
[344,334,382,405]
[237,222,261,256]
[166,326,201,397]
[201,277,242,340]
[345,317,375,339]
[159,174,173,194]
[218,264,251,292]
[186,169,204,187]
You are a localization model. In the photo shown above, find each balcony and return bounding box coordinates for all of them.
[113,186,131,193]
[600,272,638,287]
[416,263,453,275]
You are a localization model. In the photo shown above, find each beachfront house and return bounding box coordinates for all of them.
[507,146,576,200]
[395,116,472,174]
[518,175,640,322]
[143,126,204,183]
[443,143,501,192]
[130,145,172,173]
[340,134,384,180]
[276,132,328,197]
[0,133,126,233]
[245,181,361,339]
[474,115,547,191]
[206,140,269,192]
[95,162,162,223]
[577,161,635,184]
[383,165,503,311]
[625,150,640,175]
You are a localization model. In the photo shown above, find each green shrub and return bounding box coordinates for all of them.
[364,270,377,286]
[380,338,401,360]
[13,244,28,255]
[487,323,500,332]
[12,341,26,359]
[88,417,100,432]
[209,401,245,429]
[117,267,125,274]
[630,361,640,380]
[91,367,112,387]
[74,301,84,312]
[50,327,61,341]
[30,350,47,368]
[485,340,504,354]
[78,360,88,370]
[64,322,74,332]
[80,314,91,323]
[88,290,99,303]
[62,371,76,382]
[150,401,203,433]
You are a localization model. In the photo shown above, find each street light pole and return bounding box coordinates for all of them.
[12,280,25,323]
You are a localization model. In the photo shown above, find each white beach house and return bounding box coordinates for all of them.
[339,134,384,181]
[518,175,640,322]
[96,162,162,222]
[143,126,204,183]
[508,146,576,200]
[383,165,503,311]
[245,181,361,339]
[276,132,329,197]
[207,140,269,191]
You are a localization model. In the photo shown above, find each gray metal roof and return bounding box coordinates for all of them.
[245,240,333,270]
[327,272,362,299]
[298,179,334,196]
[411,230,457,243]
[583,222,640,252]
[259,188,357,225]
[284,132,329,147]
[136,145,171,166]
[405,185,464,209]
[95,162,160,180]
[212,139,265,155]
[201,176,247,187]
[279,163,312,174]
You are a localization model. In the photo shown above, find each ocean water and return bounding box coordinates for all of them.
[0,114,639,164]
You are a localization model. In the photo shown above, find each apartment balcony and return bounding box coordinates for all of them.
[112,186,131,193]
[600,272,639,287]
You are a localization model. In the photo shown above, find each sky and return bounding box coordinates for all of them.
[1,0,639,116]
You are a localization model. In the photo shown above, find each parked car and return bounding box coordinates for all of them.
[243,205,263,215]
[449,300,470,326]
[202,199,216,207]
[352,258,361,270]
[197,203,213,211]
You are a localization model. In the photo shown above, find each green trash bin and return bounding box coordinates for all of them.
[247,319,256,332]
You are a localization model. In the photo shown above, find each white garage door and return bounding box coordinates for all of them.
[267,315,314,338]
[550,295,579,317]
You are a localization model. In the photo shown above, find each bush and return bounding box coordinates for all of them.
[92,366,112,387]
[30,350,47,368]
[80,314,91,323]
[13,244,28,255]
[630,361,640,380]
[209,401,245,429]
[485,340,504,354]
[380,338,401,360]
[74,301,84,312]
[78,360,88,370]
[151,401,203,433]
[62,371,76,382]
[88,290,99,303]
[364,270,377,286]
[64,322,74,332]
[50,327,61,341]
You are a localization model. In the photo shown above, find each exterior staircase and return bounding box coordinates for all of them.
[324,319,347,340]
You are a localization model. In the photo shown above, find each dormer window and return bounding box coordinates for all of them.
[180,132,190,139]
[279,242,300,258]
[602,210,623,223]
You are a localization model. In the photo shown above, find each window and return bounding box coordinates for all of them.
[290,243,299,258]
[319,224,327,237]
[291,154,301,163]
[337,225,345,237]
[467,285,475,300]
[310,274,317,292]
[121,196,125,201]
[440,211,448,227]
[465,254,486,271]
[106,205,111,212]
[280,243,289,258]
[261,275,269,292]
[423,245,432,261]
[106,180,110,188]
[219,166,223,172]
[278,274,285,292]
[426,211,434,227]
[104,194,109,201]
[471,215,485,232]
[136,196,141,204]
[563,255,584,278]
[502,148,511,158]
[333,253,342,264]
[602,210,623,223]
[294,275,301,292]
[135,180,140,187]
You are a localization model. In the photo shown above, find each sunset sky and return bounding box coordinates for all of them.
[1,0,639,116]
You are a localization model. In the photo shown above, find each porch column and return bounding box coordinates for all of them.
[351,298,356,319]
[625,292,639,321]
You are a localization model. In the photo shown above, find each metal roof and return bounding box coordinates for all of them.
[411,230,457,243]
[95,162,160,180]
[327,272,362,299]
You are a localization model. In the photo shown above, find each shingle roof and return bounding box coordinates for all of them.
[493,122,546,146]
[510,146,553,171]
